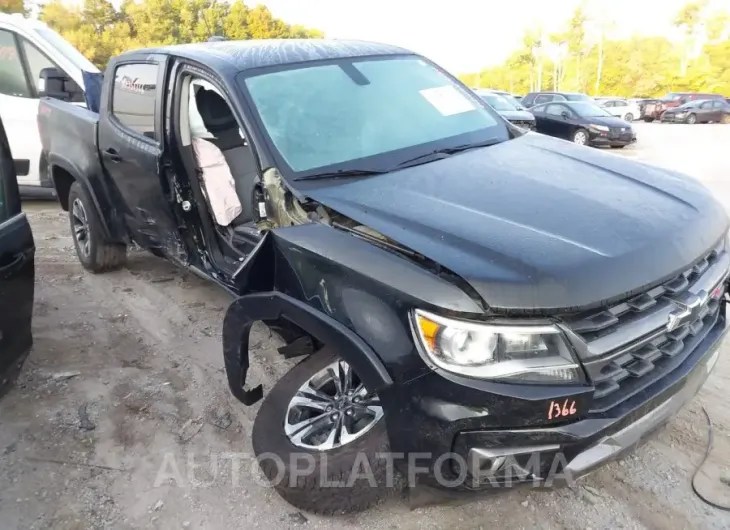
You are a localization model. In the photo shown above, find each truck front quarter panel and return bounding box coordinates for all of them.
[222,223,484,405]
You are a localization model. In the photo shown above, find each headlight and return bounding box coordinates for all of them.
[411,309,582,383]
[589,124,609,132]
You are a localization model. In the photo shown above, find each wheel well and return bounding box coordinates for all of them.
[51,166,76,211]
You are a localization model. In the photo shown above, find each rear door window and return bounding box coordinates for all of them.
[0,30,31,98]
[111,63,159,139]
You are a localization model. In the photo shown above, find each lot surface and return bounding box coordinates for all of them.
[2,123,730,529]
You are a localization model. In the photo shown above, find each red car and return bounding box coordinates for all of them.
[643,92,725,122]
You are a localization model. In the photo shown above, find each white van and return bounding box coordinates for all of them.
[0,14,99,194]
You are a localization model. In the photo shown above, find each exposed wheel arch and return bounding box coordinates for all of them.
[222,291,394,406]
[51,165,77,211]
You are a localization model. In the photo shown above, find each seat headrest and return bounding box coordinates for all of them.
[195,87,237,134]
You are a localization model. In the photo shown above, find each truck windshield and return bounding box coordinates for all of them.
[240,56,508,175]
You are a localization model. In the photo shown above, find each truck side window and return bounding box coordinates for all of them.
[19,37,84,102]
[0,30,31,98]
[111,63,159,139]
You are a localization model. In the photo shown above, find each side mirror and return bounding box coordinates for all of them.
[39,67,82,101]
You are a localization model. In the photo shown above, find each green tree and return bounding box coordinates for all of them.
[460,1,730,98]
[40,0,323,69]
[0,0,25,14]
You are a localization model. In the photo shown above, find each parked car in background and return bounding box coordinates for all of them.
[0,113,35,398]
[596,98,640,122]
[521,91,593,108]
[0,13,101,196]
[484,89,526,107]
[475,89,535,130]
[531,101,636,147]
[631,98,659,118]
[660,99,730,124]
[643,92,725,122]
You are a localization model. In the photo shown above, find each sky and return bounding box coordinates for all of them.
[258,0,730,74]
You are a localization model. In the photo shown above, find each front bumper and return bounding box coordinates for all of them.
[661,114,687,123]
[589,129,637,147]
[384,304,727,489]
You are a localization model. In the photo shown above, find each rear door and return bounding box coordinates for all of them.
[698,101,714,122]
[0,114,35,397]
[97,56,185,261]
[543,103,567,137]
[710,100,725,122]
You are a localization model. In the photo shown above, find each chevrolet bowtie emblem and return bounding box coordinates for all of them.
[667,290,708,332]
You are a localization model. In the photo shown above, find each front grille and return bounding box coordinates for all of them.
[608,127,632,139]
[565,241,729,413]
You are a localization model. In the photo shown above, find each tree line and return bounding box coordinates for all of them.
[2,0,324,68]
[459,0,730,98]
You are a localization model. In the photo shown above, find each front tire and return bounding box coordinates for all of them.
[721,114,730,124]
[68,182,127,273]
[686,113,697,124]
[252,347,397,514]
[643,117,655,122]
[572,128,589,146]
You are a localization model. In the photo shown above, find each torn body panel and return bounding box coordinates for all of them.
[224,222,484,404]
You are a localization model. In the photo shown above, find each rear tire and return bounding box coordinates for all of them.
[252,347,399,514]
[68,182,127,273]
[721,115,730,124]
[643,117,655,122]
[624,113,634,122]
[610,145,626,149]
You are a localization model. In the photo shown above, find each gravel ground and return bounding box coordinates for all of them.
[1,123,730,529]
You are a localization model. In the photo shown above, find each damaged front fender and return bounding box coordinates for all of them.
[222,222,484,405]
[222,290,393,404]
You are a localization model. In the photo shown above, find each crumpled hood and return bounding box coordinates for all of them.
[301,133,728,312]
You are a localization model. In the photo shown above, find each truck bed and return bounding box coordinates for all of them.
[38,98,103,189]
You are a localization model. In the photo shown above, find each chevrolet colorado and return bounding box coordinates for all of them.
[38,40,730,514]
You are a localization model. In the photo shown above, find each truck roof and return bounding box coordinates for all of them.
[134,39,412,74]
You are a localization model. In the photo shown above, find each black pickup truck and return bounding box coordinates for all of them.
[38,40,729,514]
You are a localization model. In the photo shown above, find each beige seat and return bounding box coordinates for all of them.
[195,87,259,225]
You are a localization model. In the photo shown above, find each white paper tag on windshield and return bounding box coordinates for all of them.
[420,86,476,116]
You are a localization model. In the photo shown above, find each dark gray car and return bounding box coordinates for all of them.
[475,90,535,130]
[661,99,730,124]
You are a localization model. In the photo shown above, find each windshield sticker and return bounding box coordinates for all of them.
[420,86,476,116]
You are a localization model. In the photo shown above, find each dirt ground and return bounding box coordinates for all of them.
[2,123,730,529]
